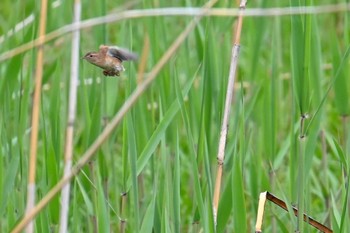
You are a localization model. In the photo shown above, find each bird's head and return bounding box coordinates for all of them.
[82,52,101,65]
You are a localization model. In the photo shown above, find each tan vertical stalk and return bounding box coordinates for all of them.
[11,1,217,232]
[255,192,267,233]
[59,0,81,232]
[212,0,247,225]
[25,0,48,232]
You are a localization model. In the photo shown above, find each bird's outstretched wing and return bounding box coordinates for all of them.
[107,47,138,61]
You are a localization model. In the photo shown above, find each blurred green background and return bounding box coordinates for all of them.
[1,0,349,232]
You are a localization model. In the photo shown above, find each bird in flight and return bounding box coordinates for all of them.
[82,45,137,77]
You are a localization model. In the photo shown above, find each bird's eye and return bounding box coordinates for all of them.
[89,54,93,58]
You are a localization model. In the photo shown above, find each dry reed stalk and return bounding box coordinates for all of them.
[212,0,247,226]
[10,1,217,232]
[58,0,81,232]
[1,3,349,63]
[255,192,267,233]
[25,0,48,232]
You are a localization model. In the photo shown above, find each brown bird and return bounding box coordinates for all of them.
[82,45,137,77]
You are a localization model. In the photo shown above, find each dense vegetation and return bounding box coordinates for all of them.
[1,0,349,232]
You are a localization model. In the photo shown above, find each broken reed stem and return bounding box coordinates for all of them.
[119,192,127,233]
[58,1,81,232]
[255,192,268,233]
[25,0,48,232]
[255,191,333,233]
[212,0,247,225]
[10,1,217,232]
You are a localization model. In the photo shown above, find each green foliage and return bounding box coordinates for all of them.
[1,0,349,232]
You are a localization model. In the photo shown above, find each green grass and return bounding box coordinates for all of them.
[1,0,350,232]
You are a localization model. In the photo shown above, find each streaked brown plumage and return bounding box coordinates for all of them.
[82,45,137,76]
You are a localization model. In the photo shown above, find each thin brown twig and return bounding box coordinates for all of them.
[25,0,48,232]
[212,0,247,225]
[264,192,333,233]
[10,1,217,232]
